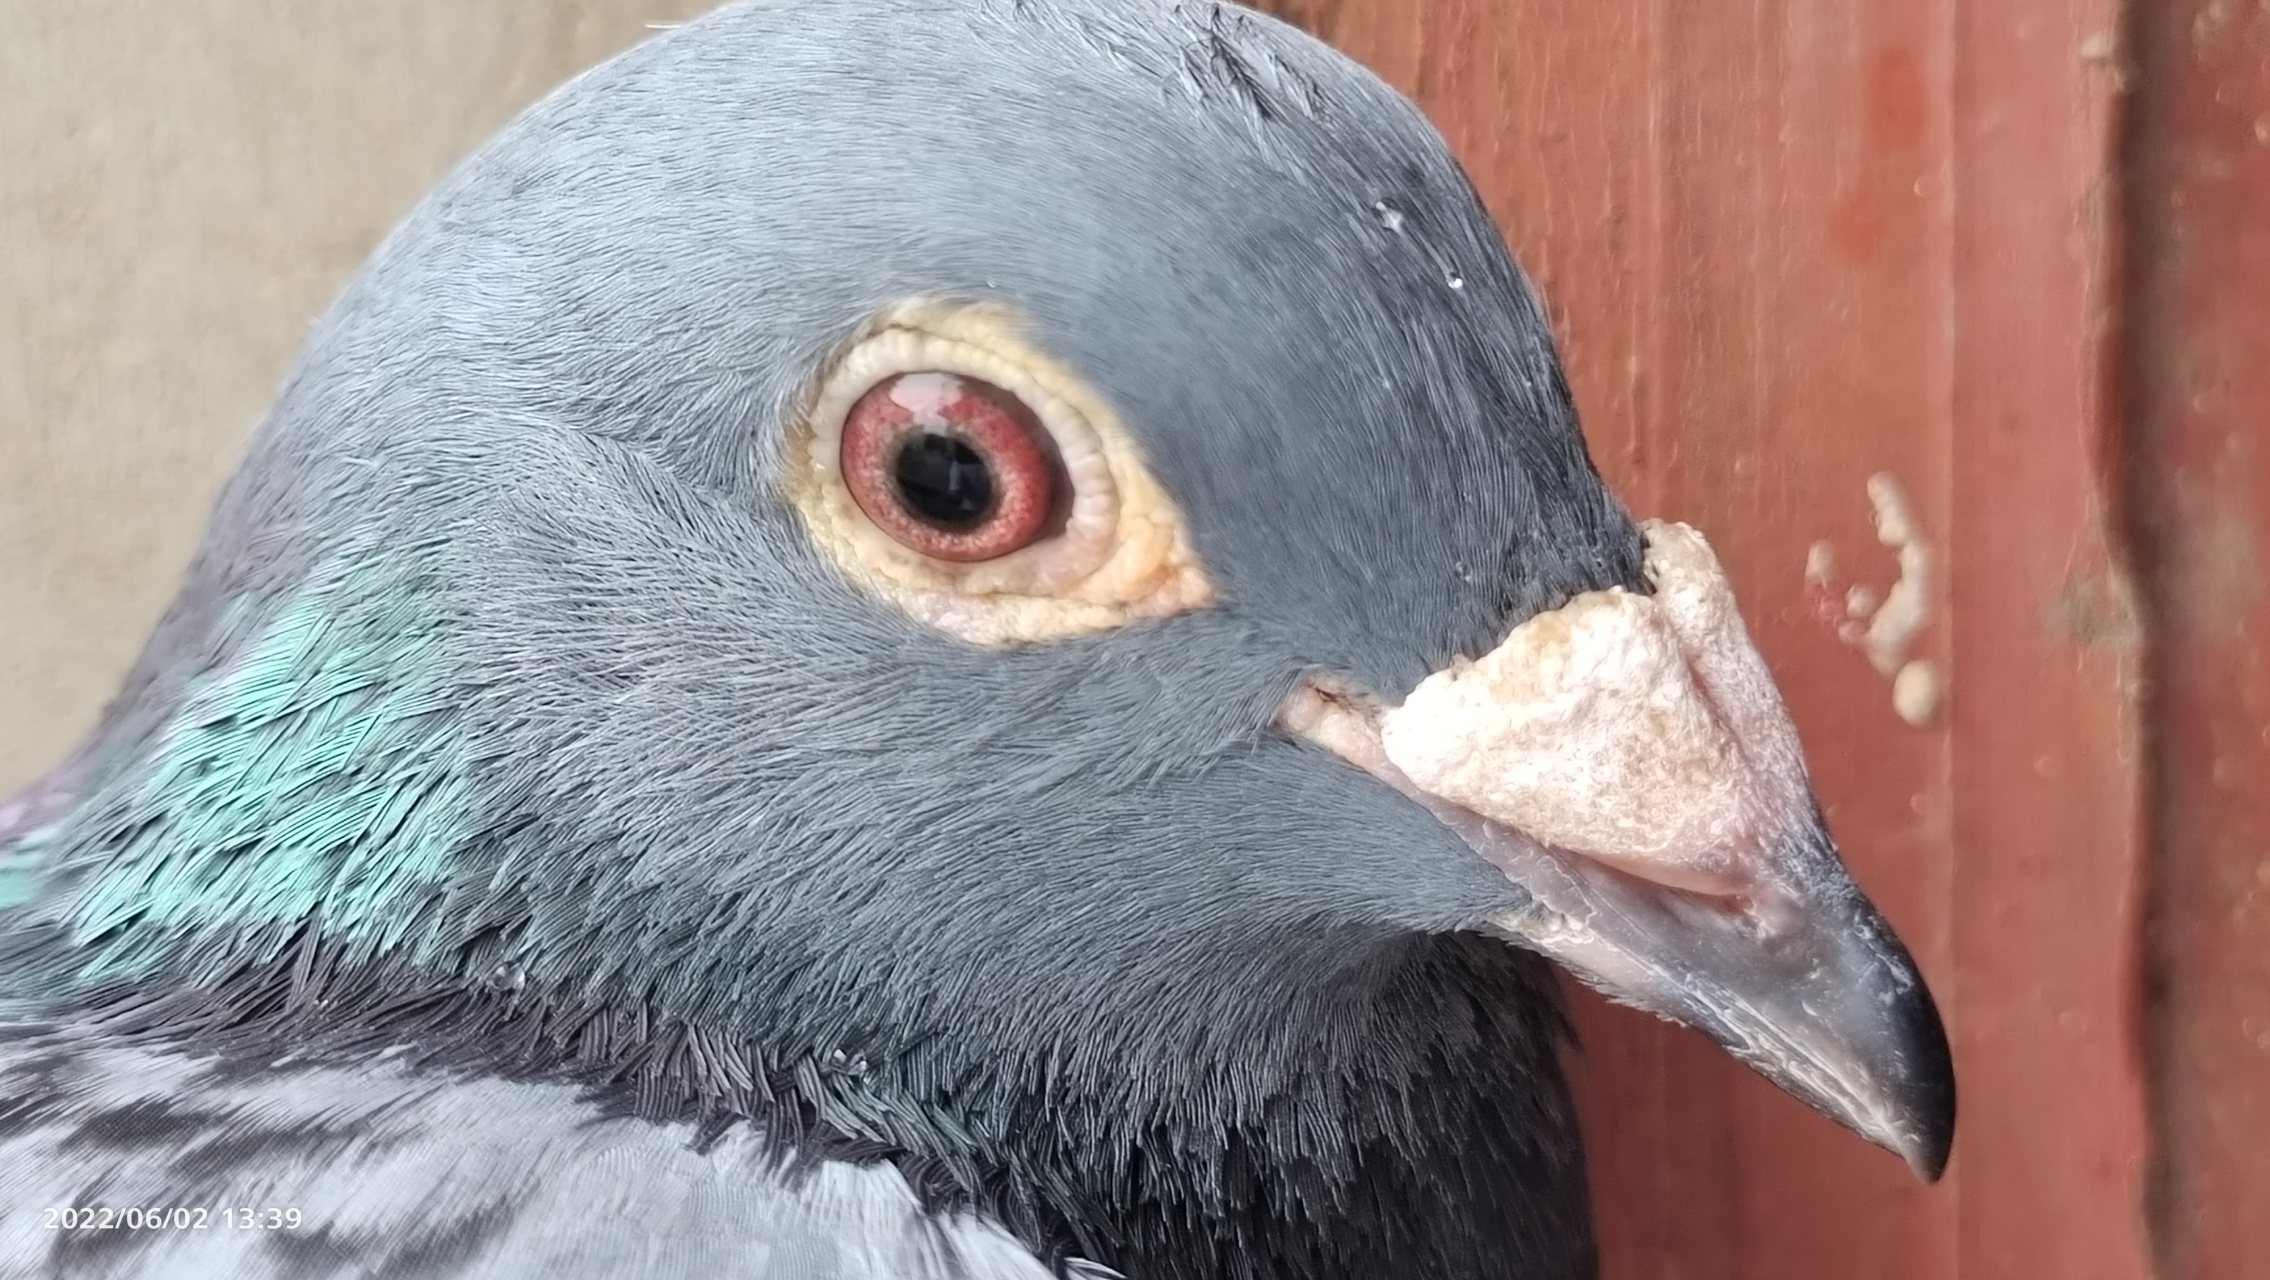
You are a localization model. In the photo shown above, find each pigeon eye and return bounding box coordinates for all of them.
[839,372,1065,562]
[787,301,1217,647]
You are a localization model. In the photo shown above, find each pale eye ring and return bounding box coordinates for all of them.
[785,303,1217,647]
[838,371,1067,562]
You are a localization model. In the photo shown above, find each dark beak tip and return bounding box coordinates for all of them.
[1906,1093,1961,1189]
[1902,1115,1953,1183]
[1911,1146,1950,1184]
[1911,1077,1956,1186]
[1910,1091,1956,1185]
[1891,983,1958,1183]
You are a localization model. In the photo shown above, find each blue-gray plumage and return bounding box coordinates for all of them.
[0,2,1952,1278]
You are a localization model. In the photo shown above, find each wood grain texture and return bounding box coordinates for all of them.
[1944,3,2150,1277]
[1246,0,2155,1275]
[2126,0,2270,1275]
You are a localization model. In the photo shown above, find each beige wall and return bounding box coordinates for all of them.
[0,3,717,794]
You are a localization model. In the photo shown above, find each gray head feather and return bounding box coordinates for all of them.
[9,3,1633,1276]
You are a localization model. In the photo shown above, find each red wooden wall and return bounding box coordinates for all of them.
[2129,0,2270,1276]
[1250,0,2265,1275]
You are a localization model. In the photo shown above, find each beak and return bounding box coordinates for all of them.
[1280,520,1955,1180]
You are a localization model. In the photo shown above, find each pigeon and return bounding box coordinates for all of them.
[0,2,1954,1277]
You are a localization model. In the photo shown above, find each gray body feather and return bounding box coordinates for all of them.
[0,1010,1103,1279]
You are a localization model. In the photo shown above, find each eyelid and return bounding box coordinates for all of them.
[783,301,1217,647]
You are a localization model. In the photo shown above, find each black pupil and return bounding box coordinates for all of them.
[892,432,996,530]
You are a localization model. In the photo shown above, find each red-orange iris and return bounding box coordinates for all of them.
[840,371,1064,562]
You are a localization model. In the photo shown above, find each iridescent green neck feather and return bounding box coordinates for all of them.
[18,535,477,984]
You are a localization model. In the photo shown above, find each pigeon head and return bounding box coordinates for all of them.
[3,1,1952,1275]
